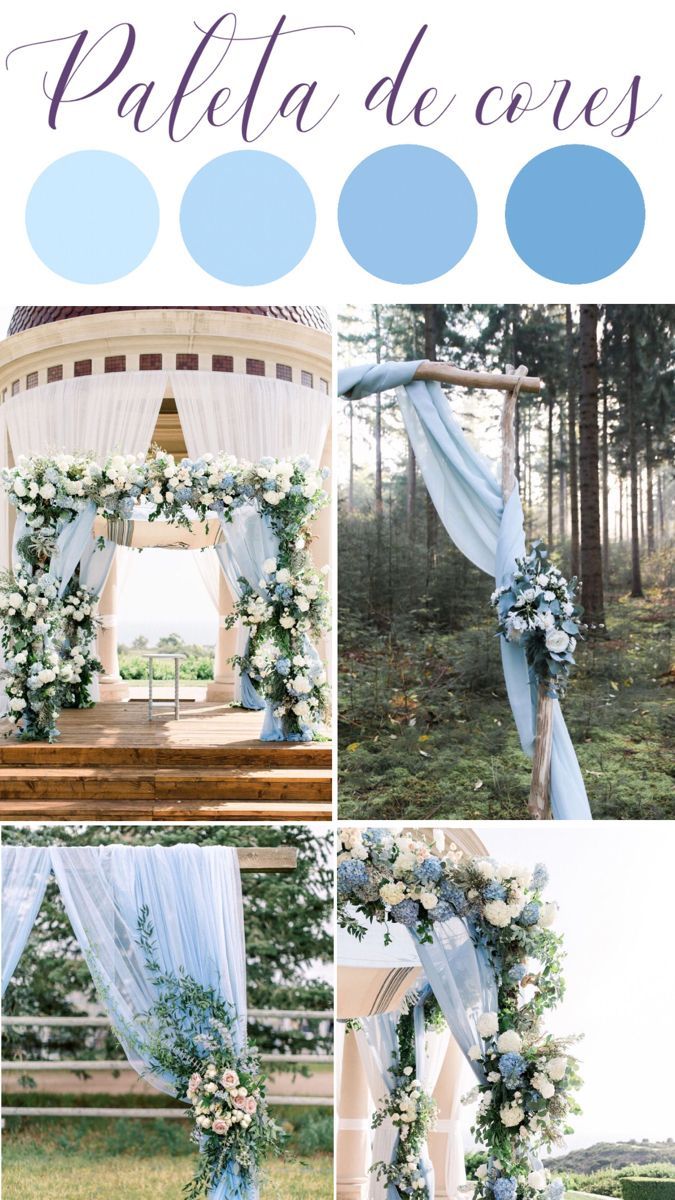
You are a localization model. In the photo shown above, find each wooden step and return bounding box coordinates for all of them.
[0,797,331,822]
[0,743,333,770]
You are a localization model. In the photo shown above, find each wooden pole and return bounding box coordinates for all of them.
[236,847,297,872]
[500,368,553,821]
[414,361,541,394]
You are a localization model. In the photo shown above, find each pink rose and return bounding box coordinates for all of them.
[245,1097,257,1115]
[212,1119,229,1135]
[233,1095,247,1109]
[221,1069,239,1089]
[189,1073,202,1091]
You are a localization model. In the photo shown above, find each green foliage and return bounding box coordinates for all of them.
[552,1146,675,1174]
[561,1166,675,1200]
[119,653,214,681]
[1,826,333,1068]
[621,1180,675,1200]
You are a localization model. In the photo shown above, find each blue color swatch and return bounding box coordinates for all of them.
[506,144,645,284]
[338,145,477,283]
[180,151,315,284]
[26,152,159,284]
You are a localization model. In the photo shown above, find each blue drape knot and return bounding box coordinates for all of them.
[338,361,425,400]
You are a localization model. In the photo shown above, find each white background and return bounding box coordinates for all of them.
[0,0,672,302]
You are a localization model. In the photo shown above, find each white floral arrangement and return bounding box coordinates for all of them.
[1,451,329,742]
[490,542,583,696]
[372,1065,438,1198]
[337,828,581,1200]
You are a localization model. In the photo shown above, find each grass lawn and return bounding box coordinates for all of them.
[2,1103,332,1200]
[338,591,674,820]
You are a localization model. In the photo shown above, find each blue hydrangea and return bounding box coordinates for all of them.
[275,658,291,677]
[532,863,549,890]
[297,456,311,472]
[291,484,303,495]
[390,899,420,927]
[484,881,507,901]
[414,857,443,884]
[337,859,369,895]
[120,497,135,518]
[429,900,455,923]
[493,1178,518,1200]
[545,1181,564,1200]
[498,1052,526,1089]
[175,486,193,503]
[439,880,468,914]
[507,963,527,983]
[221,473,235,488]
[519,902,540,927]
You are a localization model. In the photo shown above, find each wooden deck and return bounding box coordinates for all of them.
[0,703,333,822]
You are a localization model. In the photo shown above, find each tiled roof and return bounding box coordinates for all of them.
[8,306,331,336]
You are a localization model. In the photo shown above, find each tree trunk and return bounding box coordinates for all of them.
[618,476,624,544]
[348,402,355,512]
[601,383,610,581]
[566,305,580,578]
[645,419,655,553]
[558,394,567,543]
[406,438,416,542]
[374,305,384,523]
[547,391,554,547]
[627,323,643,597]
[657,471,665,542]
[578,304,605,623]
[423,305,439,580]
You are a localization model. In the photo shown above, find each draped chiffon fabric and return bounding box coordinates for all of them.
[338,361,592,821]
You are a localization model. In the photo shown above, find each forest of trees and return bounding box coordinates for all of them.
[338,305,674,820]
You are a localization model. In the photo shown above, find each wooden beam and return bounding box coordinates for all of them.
[414,361,542,394]
[236,846,297,872]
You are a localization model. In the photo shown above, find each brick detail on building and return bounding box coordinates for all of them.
[74,360,92,377]
[212,355,234,373]
[246,358,265,377]
[47,365,63,383]
[104,355,126,373]
[176,353,199,371]
[276,363,292,381]
[140,353,162,371]
[8,306,331,336]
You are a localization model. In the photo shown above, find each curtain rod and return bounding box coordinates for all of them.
[414,362,542,393]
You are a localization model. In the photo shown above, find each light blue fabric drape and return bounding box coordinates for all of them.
[413,993,436,1200]
[12,502,98,598]
[215,505,273,721]
[409,920,496,1084]
[49,844,254,1200]
[338,361,591,821]
[358,1011,402,1200]
[1,846,52,995]
[79,536,116,597]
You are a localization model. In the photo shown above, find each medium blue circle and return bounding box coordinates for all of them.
[180,151,315,284]
[338,145,477,283]
[26,151,159,283]
[506,145,645,284]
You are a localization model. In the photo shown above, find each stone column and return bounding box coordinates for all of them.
[96,556,129,702]
[337,1028,371,1200]
[429,1036,467,1200]
[206,569,238,702]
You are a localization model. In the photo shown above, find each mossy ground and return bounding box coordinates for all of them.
[338,590,673,820]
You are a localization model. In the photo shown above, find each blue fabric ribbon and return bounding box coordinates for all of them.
[338,361,592,820]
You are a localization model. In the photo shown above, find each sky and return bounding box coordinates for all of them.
[453,821,674,1152]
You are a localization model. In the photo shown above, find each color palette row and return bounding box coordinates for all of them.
[25,144,645,285]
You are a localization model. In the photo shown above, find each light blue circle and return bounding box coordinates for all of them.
[180,151,315,284]
[506,145,645,284]
[26,151,159,283]
[338,145,477,283]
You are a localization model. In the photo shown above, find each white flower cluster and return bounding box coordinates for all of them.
[187,1063,259,1140]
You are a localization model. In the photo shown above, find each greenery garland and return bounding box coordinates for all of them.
[337,828,581,1200]
[1,450,329,742]
[135,907,283,1200]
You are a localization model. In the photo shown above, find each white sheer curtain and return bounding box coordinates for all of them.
[1,846,52,995]
[356,1012,400,1200]
[171,370,330,463]
[2,372,167,458]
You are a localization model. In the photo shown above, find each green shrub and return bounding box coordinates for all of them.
[564,1165,675,1199]
[622,1182,675,1200]
[293,1111,334,1155]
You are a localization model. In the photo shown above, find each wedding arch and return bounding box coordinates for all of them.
[0,370,331,744]
[337,827,581,1200]
[338,361,590,822]
[2,842,294,1200]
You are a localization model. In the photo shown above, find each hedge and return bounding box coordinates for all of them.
[621,1181,675,1200]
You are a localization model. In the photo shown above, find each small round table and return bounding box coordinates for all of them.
[137,652,187,721]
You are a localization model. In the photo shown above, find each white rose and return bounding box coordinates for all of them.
[292,675,311,694]
[380,882,406,906]
[532,1072,555,1099]
[484,900,511,928]
[39,483,56,499]
[9,697,27,711]
[295,595,310,612]
[276,569,291,584]
[496,1030,522,1053]
[547,1056,568,1081]
[545,629,570,654]
[538,902,557,927]
[420,892,438,911]
[280,615,296,629]
[475,859,497,879]
[262,558,277,574]
[476,1165,488,1180]
[528,1171,547,1191]
[477,1012,499,1038]
[500,1103,525,1127]
[9,592,23,608]
[468,1045,483,1061]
